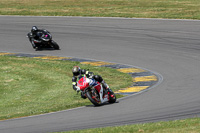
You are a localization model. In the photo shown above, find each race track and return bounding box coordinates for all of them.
[0,16,200,133]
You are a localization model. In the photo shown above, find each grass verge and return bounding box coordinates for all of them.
[58,117,200,133]
[0,55,132,120]
[0,0,200,19]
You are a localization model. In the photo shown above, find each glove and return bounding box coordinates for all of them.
[27,32,32,38]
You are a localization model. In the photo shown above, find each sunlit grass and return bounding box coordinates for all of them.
[0,0,200,19]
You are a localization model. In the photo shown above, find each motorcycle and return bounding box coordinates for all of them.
[27,30,60,50]
[77,76,116,106]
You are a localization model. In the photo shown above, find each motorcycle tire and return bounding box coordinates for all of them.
[51,40,60,50]
[108,91,116,103]
[86,90,101,106]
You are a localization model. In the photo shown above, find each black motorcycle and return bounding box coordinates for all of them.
[27,30,60,50]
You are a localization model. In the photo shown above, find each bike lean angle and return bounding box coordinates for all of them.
[27,29,60,50]
[77,75,116,106]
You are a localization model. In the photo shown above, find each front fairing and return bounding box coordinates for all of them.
[78,77,109,104]
[77,77,90,91]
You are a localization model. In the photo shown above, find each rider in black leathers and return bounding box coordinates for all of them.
[28,26,50,49]
[72,66,111,99]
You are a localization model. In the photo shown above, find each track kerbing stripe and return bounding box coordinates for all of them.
[116,86,149,93]
[134,75,157,82]
[81,61,115,66]
[0,52,15,55]
[117,68,146,73]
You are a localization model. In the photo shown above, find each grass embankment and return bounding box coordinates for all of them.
[59,118,200,133]
[0,0,200,19]
[0,55,132,120]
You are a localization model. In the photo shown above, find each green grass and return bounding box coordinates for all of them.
[0,55,132,120]
[0,0,200,19]
[58,117,200,133]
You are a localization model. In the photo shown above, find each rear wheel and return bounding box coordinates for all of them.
[51,40,60,50]
[108,91,116,103]
[86,89,101,106]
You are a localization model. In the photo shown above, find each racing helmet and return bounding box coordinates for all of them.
[72,66,81,76]
[31,26,38,33]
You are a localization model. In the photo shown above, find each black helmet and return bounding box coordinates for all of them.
[72,66,81,76]
[31,26,38,33]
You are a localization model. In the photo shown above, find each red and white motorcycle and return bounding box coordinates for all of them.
[77,76,116,106]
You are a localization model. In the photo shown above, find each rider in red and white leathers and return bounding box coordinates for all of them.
[72,66,110,99]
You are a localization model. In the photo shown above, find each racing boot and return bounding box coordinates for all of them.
[102,81,112,94]
[101,81,116,101]
[31,40,37,49]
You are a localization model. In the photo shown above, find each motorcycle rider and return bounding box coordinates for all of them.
[28,26,50,49]
[72,66,111,99]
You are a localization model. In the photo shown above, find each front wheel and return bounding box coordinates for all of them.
[51,40,60,50]
[86,90,101,106]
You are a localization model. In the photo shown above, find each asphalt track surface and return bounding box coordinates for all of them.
[0,16,200,133]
